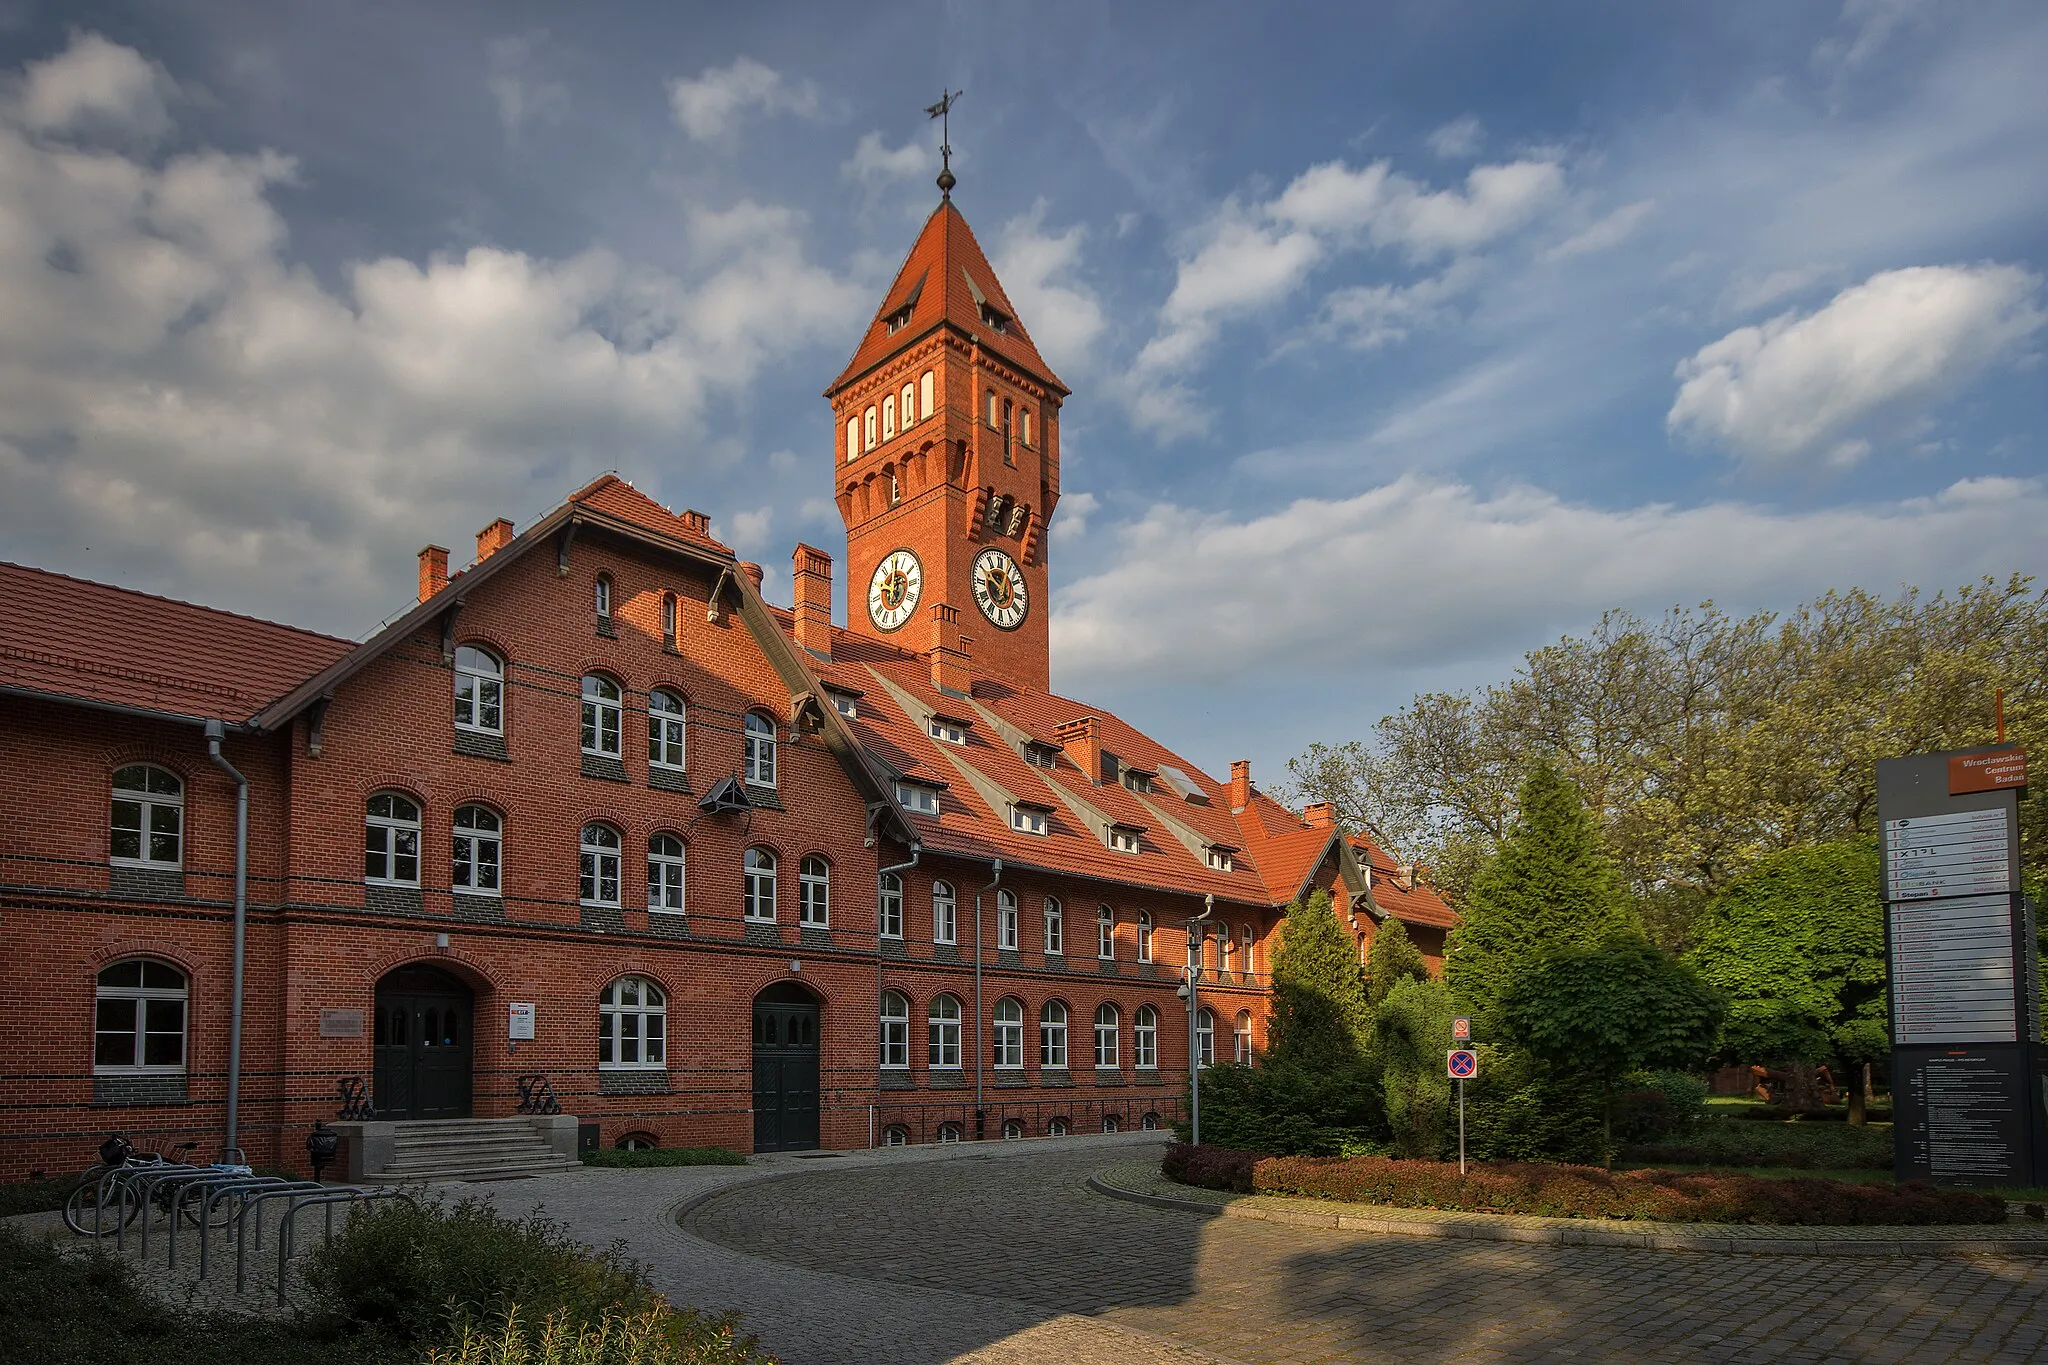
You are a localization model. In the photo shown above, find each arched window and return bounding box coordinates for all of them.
[882,1124,909,1146]
[1046,1115,1069,1137]
[936,1121,963,1143]
[878,871,903,940]
[616,1132,658,1151]
[846,417,860,463]
[1196,1007,1215,1067]
[648,690,685,771]
[986,389,999,428]
[1040,1000,1069,1069]
[743,847,776,922]
[594,573,613,621]
[992,997,1023,1069]
[1136,910,1153,963]
[95,959,187,1072]
[581,675,622,757]
[1242,927,1256,976]
[1097,904,1115,960]
[919,370,934,420]
[1001,1117,1024,1140]
[579,823,621,906]
[1094,1003,1120,1068]
[1101,1113,1120,1133]
[879,990,910,1069]
[453,646,503,734]
[864,405,878,451]
[451,804,501,895]
[743,712,776,786]
[1235,1009,1254,1064]
[882,394,896,440]
[799,855,830,927]
[1134,1005,1158,1069]
[599,977,666,1069]
[900,381,915,426]
[1141,1111,1162,1132]
[110,765,182,868]
[933,879,956,945]
[648,833,685,913]
[996,889,1019,951]
[1220,928,1235,975]
[1021,408,1033,447]
[928,994,962,1069]
[365,793,421,885]
[1043,897,1064,955]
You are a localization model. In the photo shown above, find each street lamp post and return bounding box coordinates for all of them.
[1173,895,1215,1145]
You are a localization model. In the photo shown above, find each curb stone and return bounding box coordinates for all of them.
[1086,1167,2048,1259]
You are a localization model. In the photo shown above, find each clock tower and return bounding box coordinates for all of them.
[825,193,1068,694]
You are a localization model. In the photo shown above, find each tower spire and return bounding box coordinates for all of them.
[925,88,963,199]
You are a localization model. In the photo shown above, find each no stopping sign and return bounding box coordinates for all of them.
[1447,1048,1478,1079]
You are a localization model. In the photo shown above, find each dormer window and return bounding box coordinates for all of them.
[1206,847,1235,872]
[1010,804,1048,836]
[928,717,967,746]
[979,302,1010,334]
[1122,768,1154,795]
[896,782,940,815]
[1023,741,1059,769]
[1109,827,1141,855]
[883,301,914,334]
[830,693,857,718]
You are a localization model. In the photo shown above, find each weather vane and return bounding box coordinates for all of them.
[926,88,963,199]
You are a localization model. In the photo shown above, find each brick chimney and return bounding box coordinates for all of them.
[928,603,969,695]
[680,508,711,536]
[417,545,449,603]
[792,543,833,659]
[1054,716,1104,785]
[739,561,765,594]
[1229,760,1252,813]
[1304,801,1337,829]
[475,518,514,561]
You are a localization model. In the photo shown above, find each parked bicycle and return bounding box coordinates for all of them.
[62,1133,250,1235]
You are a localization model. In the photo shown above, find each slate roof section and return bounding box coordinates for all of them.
[825,200,1068,398]
[0,561,353,725]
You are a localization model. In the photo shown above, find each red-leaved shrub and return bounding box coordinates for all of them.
[1161,1142,1263,1194]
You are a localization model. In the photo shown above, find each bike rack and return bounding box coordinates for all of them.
[229,1183,335,1294]
[161,1169,263,1270]
[197,1177,316,1281]
[272,1189,414,1303]
[127,1163,208,1259]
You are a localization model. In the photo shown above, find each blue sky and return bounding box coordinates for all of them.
[1,1,2043,799]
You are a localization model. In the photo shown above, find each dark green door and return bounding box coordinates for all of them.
[373,966,474,1120]
[752,985,820,1152]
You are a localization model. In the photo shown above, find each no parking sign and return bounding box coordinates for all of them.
[1447,1048,1478,1079]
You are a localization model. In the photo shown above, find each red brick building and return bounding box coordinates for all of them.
[0,196,1454,1180]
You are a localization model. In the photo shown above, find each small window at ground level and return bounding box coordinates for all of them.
[882,1125,909,1147]
[616,1132,658,1151]
[1046,1116,1069,1137]
[1141,1112,1161,1131]
[1002,1118,1024,1140]
[936,1122,962,1143]
[1101,1113,1121,1134]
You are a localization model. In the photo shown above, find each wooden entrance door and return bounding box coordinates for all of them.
[373,966,474,1120]
[752,985,820,1152]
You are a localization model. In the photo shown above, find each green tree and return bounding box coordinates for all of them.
[1685,840,1889,1121]
[1364,916,1430,1007]
[1374,976,1458,1157]
[1266,890,1371,1072]
[1496,936,1725,1163]
[1445,761,1639,1022]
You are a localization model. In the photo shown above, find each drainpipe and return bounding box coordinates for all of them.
[1176,893,1215,1146]
[874,842,920,1147]
[204,720,249,1161]
[974,859,1003,1136]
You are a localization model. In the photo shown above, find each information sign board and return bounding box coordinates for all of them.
[1447,1048,1478,1079]
[1884,808,2011,902]
[1950,748,2027,795]
[508,1002,536,1040]
[1451,1016,1471,1042]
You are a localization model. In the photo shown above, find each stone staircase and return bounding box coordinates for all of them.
[337,1116,583,1184]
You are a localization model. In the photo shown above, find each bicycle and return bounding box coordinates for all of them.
[61,1134,247,1235]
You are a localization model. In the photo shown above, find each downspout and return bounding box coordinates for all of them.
[1180,893,1215,1146]
[204,720,249,1161]
[974,859,1003,1136]
[874,841,921,1147]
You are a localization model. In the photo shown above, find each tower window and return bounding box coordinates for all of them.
[883,394,896,440]
[987,391,999,428]
[901,382,916,426]
[864,406,878,451]
[1002,399,1014,465]
[1021,409,1033,447]
[919,371,934,420]
[846,417,859,463]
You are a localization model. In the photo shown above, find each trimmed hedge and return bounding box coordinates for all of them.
[581,1146,749,1169]
[1162,1142,1264,1193]
[1162,1145,2006,1225]
[1620,1115,1893,1170]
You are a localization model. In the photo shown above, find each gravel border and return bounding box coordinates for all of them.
[1088,1161,2048,1258]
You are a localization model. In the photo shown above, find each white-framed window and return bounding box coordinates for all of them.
[799,855,830,927]
[933,879,956,944]
[1044,897,1064,955]
[900,382,915,426]
[1040,1000,1068,1068]
[94,959,187,1073]
[831,691,858,718]
[581,675,622,757]
[1221,930,1236,974]
[594,572,613,621]
[451,804,501,895]
[1241,927,1256,976]
[864,405,878,450]
[937,1121,963,1143]
[928,717,966,745]
[928,994,962,1069]
[579,823,622,906]
[1002,1118,1024,1140]
[110,764,182,868]
[599,976,665,1069]
[648,833,685,912]
[1046,1115,1069,1137]
[879,871,903,939]
[919,370,934,419]
[846,417,860,463]
[1097,904,1115,959]
[1196,1007,1215,1067]
[1021,408,1033,447]
[1134,1004,1158,1069]
[880,990,910,1068]
[993,997,1024,1068]
[882,1124,909,1146]
[1109,827,1140,854]
[1094,1003,1119,1068]
[1141,1111,1161,1132]
[743,847,777,921]
[365,792,421,885]
[1235,1010,1254,1064]
[453,646,503,734]
[896,782,939,815]
[1123,769,1152,795]
[986,390,1000,427]
[1010,805,1047,835]
[648,689,685,771]
[883,393,896,440]
[743,712,776,786]
[1101,1113,1121,1134]
[661,592,678,645]
[1137,910,1154,963]
[1206,846,1233,872]
[997,889,1019,951]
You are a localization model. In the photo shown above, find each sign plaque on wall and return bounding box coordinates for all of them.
[507,1002,536,1040]
[318,1008,364,1038]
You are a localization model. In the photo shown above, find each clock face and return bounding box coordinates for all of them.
[867,549,923,632]
[972,547,1029,631]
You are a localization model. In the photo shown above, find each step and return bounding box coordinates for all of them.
[363,1159,583,1184]
[389,1134,557,1152]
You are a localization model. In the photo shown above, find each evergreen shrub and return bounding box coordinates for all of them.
[1186,1061,1387,1156]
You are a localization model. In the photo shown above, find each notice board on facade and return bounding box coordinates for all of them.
[1877,746,2042,1187]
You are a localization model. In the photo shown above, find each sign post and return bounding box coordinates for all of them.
[1877,745,2041,1188]
[1447,1046,1479,1175]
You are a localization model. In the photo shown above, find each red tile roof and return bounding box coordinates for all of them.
[1349,830,1460,929]
[564,475,732,558]
[826,201,1067,398]
[0,561,353,723]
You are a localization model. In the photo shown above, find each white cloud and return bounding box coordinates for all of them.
[1817,0,1936,72]
[841,131,929,187]
[1050,490,1099,544]
[1316,259,1480,351]
[1053,474,2048,688]
[17,31,172,142]
[485,32,568,140]
[666,57,818,142]
[1719,264,1838,314]
[721,505,773,552]
[1426,115,1484,159]
[0,35,865,633]
[1667,263,2044,471]
[1547,199,1654,259]
[992,202,1105,376]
